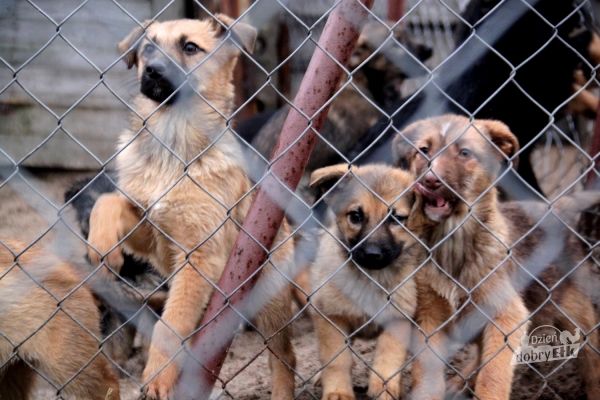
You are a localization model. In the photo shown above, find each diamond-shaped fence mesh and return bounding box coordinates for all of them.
[1,0,599,399]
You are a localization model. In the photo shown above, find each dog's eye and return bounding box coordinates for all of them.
[183,42,202,55]
[347,209,364,225]
[143,44,156,55]
[419,146,429,156]
[390,213,408,225]
[459,148,472,158]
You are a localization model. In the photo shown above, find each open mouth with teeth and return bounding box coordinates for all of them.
[415,182,455,221]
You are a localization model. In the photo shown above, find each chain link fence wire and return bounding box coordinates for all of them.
[1,0,600,399]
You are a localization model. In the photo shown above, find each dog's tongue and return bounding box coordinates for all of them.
[435,196,446,208]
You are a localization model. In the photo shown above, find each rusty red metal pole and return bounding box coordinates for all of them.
[388,0,405,22]
[177,0,374,397]
[585,101,600,188]
[219,0,239,17]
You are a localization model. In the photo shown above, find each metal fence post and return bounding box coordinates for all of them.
[388,0,405,22]
[178,0,374,396]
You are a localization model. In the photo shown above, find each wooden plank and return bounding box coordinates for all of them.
[0,0,185,169]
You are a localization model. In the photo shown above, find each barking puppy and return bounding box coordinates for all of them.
[308,164,423,400]
[393,115,600,399]
[392,115,530,400]
[86,16,295,399]
[0,240,120,400]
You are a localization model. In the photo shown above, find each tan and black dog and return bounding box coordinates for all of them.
[0,240,120,400]
[308,164,425,400]
[86,16,295,399]
[392,115,530,400]
[393,114,600,399]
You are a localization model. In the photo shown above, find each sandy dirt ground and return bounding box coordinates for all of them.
[0,143,592,399]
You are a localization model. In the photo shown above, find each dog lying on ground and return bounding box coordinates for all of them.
[308,164,423,400]
[0,240,120,400]
[86,16,295,399]
[350,0,600,199]
[393,114,600,399]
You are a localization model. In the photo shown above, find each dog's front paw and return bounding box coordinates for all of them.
[367,373,401,400]
[87,194,126,274]
[322,392,355,400]
[87,238,124,272]
[141,355,179,400]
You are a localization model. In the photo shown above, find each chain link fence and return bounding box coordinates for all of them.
[1,0,599,399]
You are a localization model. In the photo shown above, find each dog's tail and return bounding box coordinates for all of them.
[553,190,600,224]
[513,190,600,227]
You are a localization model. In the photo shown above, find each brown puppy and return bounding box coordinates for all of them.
[392,115,530,400]
[0,240,120,400]
[86,16,295,399]
[309,164,424,400]
[393,115,600,399]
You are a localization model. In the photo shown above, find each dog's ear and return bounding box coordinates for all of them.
[118,21,152,69]
[392,128,419,170]
[588,33,600,65]
[481,120,520,167]
[214,14,257,54]
[310,164,352,200]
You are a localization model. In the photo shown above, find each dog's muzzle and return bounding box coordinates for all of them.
[352,242,403,270]
[140,61,184,105]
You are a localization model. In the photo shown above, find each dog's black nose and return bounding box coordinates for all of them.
[352,242,402,270]
[145,63,166,79]
[140,60,180,104]
[362,244,384,260]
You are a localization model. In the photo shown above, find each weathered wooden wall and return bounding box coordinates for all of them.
[0,0,184,169]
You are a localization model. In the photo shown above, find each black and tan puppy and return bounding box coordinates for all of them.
[308,164,424,400]
[86,16,295,400]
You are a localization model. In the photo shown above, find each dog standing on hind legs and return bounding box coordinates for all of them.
[87,15,295,399]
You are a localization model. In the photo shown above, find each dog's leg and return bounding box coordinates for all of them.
[313,313,355,400]
[291,269,310,308]
[410,284,449,400]
[141,250,221,400]
[256,288,296,400]
[557,284,600,399]
[473,292,528,400]
[258,235,296,399]
[87,193,150,275]
[367,319,410,400]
